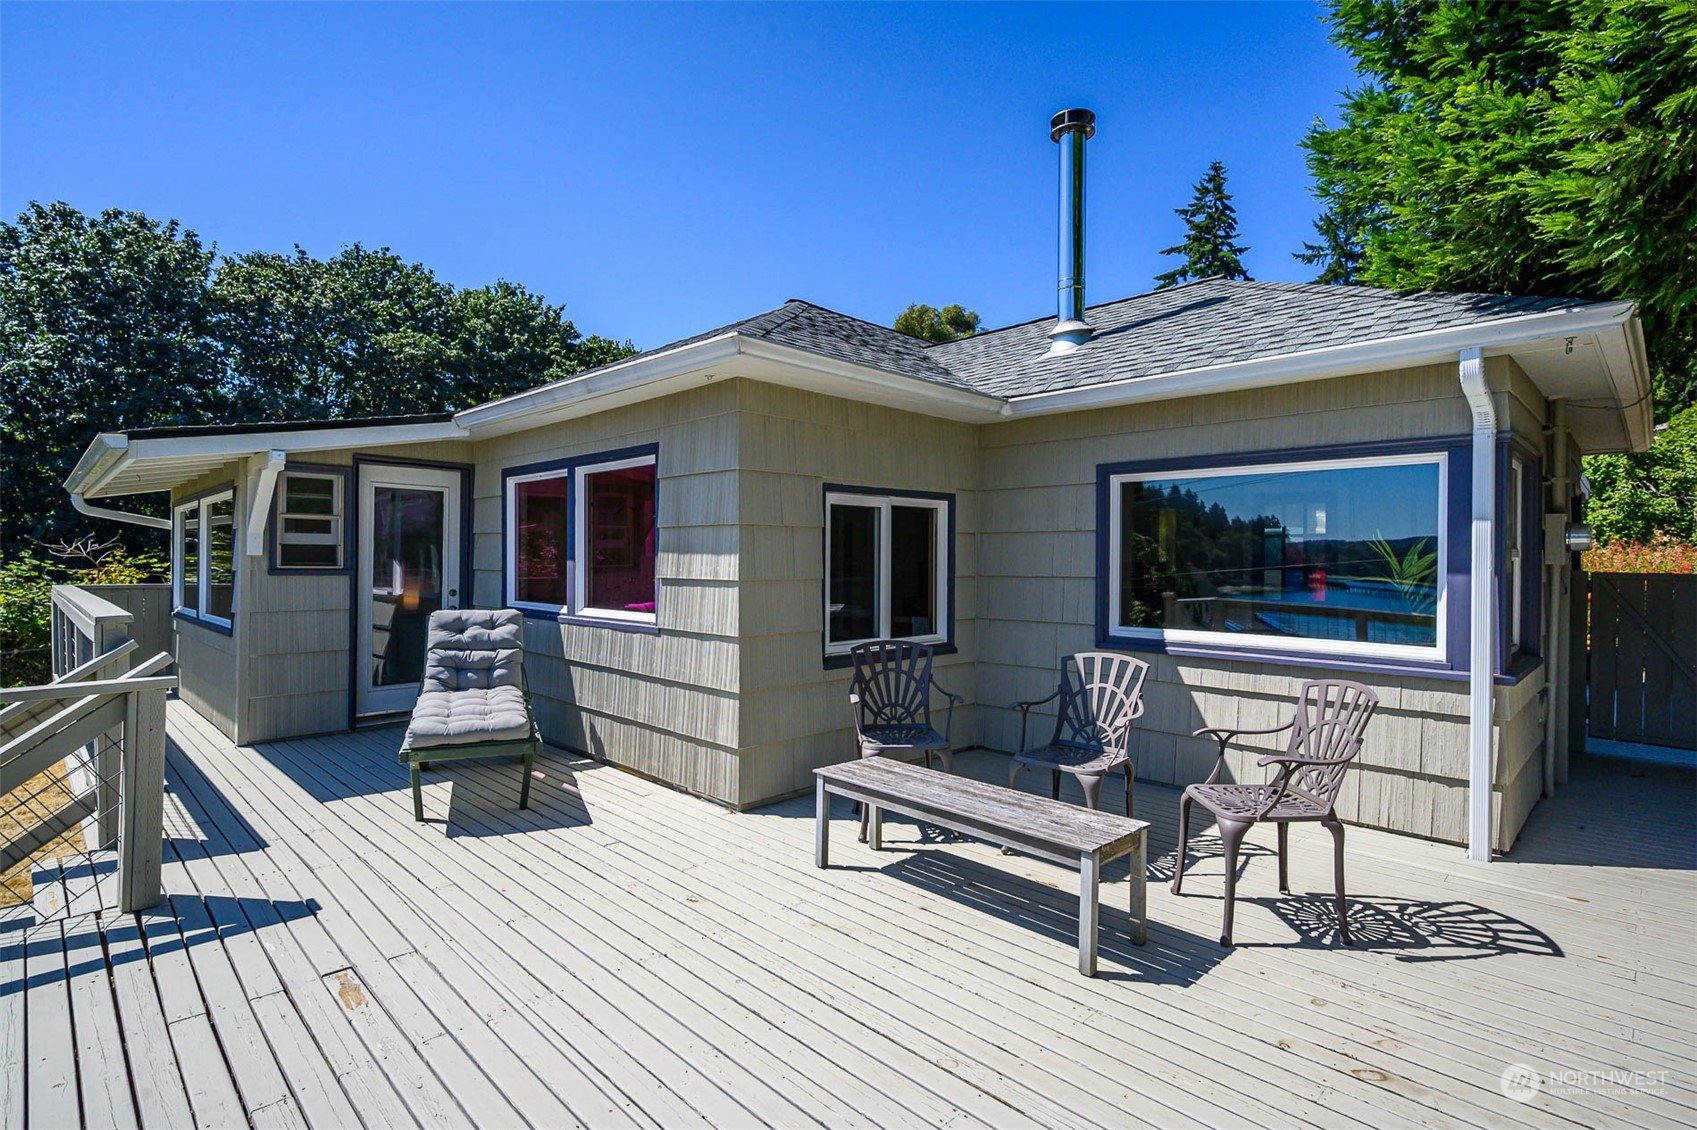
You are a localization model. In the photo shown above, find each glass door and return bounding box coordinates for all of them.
[356,464,463,717]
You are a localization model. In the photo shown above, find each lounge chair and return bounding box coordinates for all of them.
[399,608,539,822]
[1170,678,1378,946]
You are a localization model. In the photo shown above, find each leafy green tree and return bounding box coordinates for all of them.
[1154,161,1252,289]
[1582,406,1697,546]
[214,247,633,419]
[0,203,226,553]
[1302,0,1696,412]
[893,303,981,343]
[3,204,635,553]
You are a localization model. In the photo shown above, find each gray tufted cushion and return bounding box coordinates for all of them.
[405,609,534,747]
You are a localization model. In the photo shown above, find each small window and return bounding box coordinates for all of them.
[1504,452,1542,660]
[276,472,345,569]
[174,489,236,628]
[503,448,659,626]
[1105,453,1446,661]
[824,490,950,655]
[576,457,658,621]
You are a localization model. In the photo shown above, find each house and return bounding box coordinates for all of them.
[60,112,1652,859]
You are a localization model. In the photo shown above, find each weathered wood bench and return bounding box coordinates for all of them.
[814,758,1149,977]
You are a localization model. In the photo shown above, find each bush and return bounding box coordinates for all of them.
[1582,535,1697,575]
[0,540,168,686]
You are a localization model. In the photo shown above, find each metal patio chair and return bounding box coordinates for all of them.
[1171,678,1379,946]
[1008,652,1150,815]
[848,640,963,842]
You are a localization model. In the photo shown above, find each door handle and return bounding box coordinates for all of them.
[447,588,459,609]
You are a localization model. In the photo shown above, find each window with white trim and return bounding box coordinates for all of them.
[824,490,950,655]
[275,471,344,569]
[1106,452,1446,661]
[174,490,237,628]
[504,450,657,624]
[575,456,658,622]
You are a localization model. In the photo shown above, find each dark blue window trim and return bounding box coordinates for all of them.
[1093,436,1480,681]
[267,463,354,576]
[499,443,661,635]
[1500,437,1544,670]
[172,481,239,635]
[821,482,958,671]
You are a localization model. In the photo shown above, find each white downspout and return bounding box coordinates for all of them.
[71,495,172,530]
[1543,400,1569,799]
[1459,347,1497,861]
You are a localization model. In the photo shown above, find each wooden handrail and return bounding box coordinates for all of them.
[50,584,134,638]
[0,673,176,704]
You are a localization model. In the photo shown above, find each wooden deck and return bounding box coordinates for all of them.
[4,701,1694,1129]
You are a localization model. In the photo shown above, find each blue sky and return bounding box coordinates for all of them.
[2,2,1358,350]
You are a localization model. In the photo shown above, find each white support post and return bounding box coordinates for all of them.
[245,449,287,557]
[1459,347,1497,862]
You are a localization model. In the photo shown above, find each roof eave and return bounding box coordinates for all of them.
[69,419,472,500]
[455,332,1007,437]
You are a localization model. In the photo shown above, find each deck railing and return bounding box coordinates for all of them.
[3,590,178,913]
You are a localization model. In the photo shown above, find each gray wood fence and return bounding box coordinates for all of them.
[1588,572,1697,750]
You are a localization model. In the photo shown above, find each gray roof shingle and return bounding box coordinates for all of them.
[622,299,981,393]
[924,279,1592,398]
[594,280,1608,403]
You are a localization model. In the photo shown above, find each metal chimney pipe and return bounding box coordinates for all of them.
[1049,107,1096,355]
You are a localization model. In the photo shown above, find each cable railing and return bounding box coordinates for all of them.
[2,597,177,917]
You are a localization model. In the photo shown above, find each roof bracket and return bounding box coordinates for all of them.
[244,450,287,557]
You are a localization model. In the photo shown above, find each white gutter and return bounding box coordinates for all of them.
[71,494,171,530]
[1459,346,1497,862]
[456,334,744,429]
[1005,301,1638,417]
[70,419,469,500]
[244,450,286,557]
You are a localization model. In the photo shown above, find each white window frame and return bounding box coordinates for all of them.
[173,489,236,629]
[823,491,950,656]
[1106,451,1447,662]
[275,471,345,570]
[504,466,572,616]
[573,454,659,624]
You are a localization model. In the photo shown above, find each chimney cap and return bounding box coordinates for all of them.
[1050,107,1096,142]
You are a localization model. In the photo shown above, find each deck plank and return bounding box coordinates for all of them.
[285,716,1690,1126]
[13,700,1693,1130]
[101,912,197,1130]
[65,913,140,1130]
[24,919,80,1130]
[0,928,23,1130]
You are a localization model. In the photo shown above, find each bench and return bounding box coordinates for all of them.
[814,758,1149,977]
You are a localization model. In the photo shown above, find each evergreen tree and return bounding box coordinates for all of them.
[1154,161,1252,290]
[1302,0,1696,411]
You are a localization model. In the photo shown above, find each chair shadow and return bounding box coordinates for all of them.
[245,726,594,837]
[1257,894,1565,962]
[439,749,599,839]
[856,819,1228,985]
